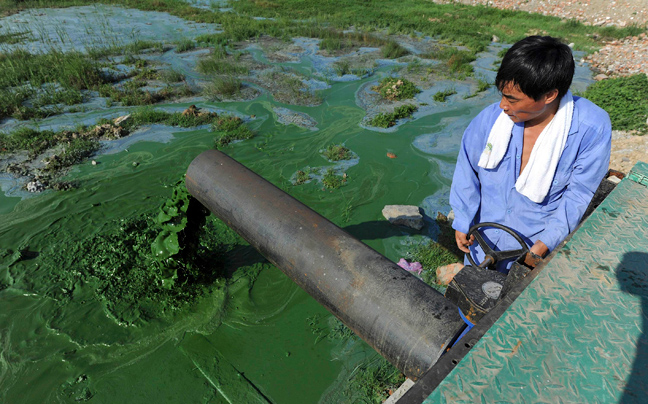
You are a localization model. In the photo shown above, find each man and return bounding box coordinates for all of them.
[444,35,611,277]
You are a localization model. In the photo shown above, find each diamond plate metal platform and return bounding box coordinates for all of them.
[423,162,648,404]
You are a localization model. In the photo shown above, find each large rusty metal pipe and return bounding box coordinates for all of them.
[186,150,464,379]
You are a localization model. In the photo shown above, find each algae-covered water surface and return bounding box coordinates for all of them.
[0,2,600,403]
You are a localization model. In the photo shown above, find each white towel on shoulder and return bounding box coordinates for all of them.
[478,91,574,203]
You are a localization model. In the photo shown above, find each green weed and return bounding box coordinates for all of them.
[408,216,462,287]
[373,77,420,101]
[161,69,185,83]
[433,88,457,102]
[176,38,196,52]
[381,40,409,59]
[322,167,343,189]
[368,104,418,128]
[204,76,244,99]
[212,115,254,147]
[582,74,648,132]
[322,144,351,161]
[294,169,310,185]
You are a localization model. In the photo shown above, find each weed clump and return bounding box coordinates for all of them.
[421,47,475,77]
[40,204,242,324]
[322,168,346,189]
[294,169,310,185]
[212,115,254,147]
[373,77,420,101]
[204,76,244,99]
[381,40,409,59]
[322,144,352,161]
[368,104,417,128]
[583,74,648,132]
[433,88,457,102]
[408,214,462,287]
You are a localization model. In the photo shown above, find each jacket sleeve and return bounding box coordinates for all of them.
[536,116,612,251]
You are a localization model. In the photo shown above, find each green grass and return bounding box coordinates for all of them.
[345,356,406,404]
[176,38,196,52]
[43,138,100,172]
[212,115,254,147]
[161,69,185,83]
[368,104,418,128]
[5,0,640,58]
[197,57,249,75]
[294,169,310,185]
[322,144,352,161]
[322,168,343,189]
[381,40,409,59]
[582,74,648,132]
[373,77,420,101]
[204,76,244,100]
[408,217,463,286]
[123,107,219,129]
[0,31,31,44]
[433,88,457,102]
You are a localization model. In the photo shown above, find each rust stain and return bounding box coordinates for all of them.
[509,340,522,357]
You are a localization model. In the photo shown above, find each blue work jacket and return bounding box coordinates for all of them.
[450,97,612,272]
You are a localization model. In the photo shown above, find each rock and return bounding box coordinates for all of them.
[436,211,448,222]
[132,162,139,167]
[436,262,464,286]
[492,35,499,43]
[91,160,98,166]
[26,180,45,193]
[447,209,455,223]
[382,205,424,230]
[568,42,575,48]
[113,114,131,126]
[594,73,609,81]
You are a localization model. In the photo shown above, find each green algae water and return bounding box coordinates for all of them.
[0,82,480,403]
[0,5,598,402]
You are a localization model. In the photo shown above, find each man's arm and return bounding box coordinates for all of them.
[450,109,491,251]
[534,117,612,254]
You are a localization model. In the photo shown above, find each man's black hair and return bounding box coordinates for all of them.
[496,36,575,101]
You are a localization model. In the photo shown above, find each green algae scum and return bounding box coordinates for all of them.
[0,1,625,402]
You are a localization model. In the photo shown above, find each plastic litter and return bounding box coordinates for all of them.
[397,258,423,275]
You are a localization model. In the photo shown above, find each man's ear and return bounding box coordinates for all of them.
[544,89,559,105]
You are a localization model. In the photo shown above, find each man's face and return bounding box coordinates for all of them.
[498,82,555,124]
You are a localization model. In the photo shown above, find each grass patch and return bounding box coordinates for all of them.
[294,169,310,185]
[373,77,420,101]
[204,76,244,100]
[582,74,648,132]
[161,69,185,83]
[197,56,249,76]
[43,138,100,172]
[421,47,475,76]
[0,31,31,44]
[322,144,352,161]
[433,88,457,102]
[344,356,406,404]
[260,68,322,106]
[408,216,462,286]
[368,104,418,128]
[322,167,344,189]
[124,107,218,129]
[176,38,196,52]
[381,40,409,59]
[212,115,254,147]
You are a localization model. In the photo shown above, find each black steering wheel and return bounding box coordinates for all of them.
[466,222,529,270]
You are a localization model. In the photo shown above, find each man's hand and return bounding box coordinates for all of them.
[524,240,549,268]
[455,230,475,253]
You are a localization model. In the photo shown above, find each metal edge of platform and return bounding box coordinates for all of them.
[394,173,626,403]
